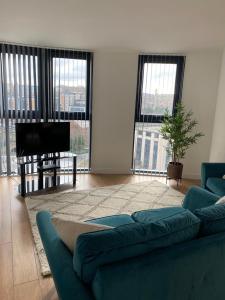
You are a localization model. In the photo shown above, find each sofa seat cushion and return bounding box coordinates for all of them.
[132,207,185,223]
[194,204,225,236]
[87,214,135,227]
[73,209,200,283]
[206,177,225,196]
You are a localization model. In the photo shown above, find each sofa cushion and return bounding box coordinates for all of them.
[194,204,225,236]
[182,186,220,212]
[216,195,225,204]
[73,209,200,283]
[206,177,225,196]
[132,207,185,223]
[87,214,135,227]
[52,217,112,252]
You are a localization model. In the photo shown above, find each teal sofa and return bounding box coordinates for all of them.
[182,185,220,211]
[37,186,225,300]
[202,162,225,196]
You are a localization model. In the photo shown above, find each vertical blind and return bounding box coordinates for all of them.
[133,54,185,176]
[0,43,93,176]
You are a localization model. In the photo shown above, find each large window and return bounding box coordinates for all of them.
[0,44,93,175]
[133,55,185,174]
[50,50,92,171]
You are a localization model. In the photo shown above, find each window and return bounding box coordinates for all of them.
[51,50,92,121]
[50,50,92,171]
[53,57,87,114]
[141,63,177,116]
[133,55,185,174]
[0,44,93,175]
[0,48,39,120]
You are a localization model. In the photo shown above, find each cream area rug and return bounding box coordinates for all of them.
[25,180,184,276]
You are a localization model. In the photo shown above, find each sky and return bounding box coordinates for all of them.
[53,58,87,87]
[142,63,177,95]
[4,54,87,87]
[4,54,176,93]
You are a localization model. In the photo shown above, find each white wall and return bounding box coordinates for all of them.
[91,49,222,178]
[210,49,225,161]
[182,50,222,178]
[91,51,138,173]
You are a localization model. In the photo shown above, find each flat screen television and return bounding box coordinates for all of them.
[16,122,70,157]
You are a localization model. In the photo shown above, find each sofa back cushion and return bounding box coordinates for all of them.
[73,209,200,283]
[194,204,225,236]
[206,177,225,197]
[132,206,185,223]
[87,214,135,227]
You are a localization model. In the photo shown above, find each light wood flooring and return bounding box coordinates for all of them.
[0,174,200,300]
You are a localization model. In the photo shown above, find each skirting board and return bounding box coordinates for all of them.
[91,168,133,175]
[91,166,201,179]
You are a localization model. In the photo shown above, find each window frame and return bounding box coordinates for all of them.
[0,44,93,121]
[49,49,93,121]
[135,54,185,123]
[0,44,41,120]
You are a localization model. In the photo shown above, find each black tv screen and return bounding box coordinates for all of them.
[16,122,70,157]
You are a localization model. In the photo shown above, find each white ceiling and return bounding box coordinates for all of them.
[0,0,225,52]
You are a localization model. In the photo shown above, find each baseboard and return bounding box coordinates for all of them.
[90,168,133,175]
[91,168,201,180]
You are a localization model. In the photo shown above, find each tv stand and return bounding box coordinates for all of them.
[18,153,77,197]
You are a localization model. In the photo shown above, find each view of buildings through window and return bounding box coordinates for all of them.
[0,49,91,175]
[141,63,177,116]
[134,123,169,173]
[53,57,90,170]
[134,123,170,173]
[53,58,87,113]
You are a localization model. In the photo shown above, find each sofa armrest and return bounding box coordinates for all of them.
[36,211,94,300]
[201,163,225,188]
[182,186,220,212]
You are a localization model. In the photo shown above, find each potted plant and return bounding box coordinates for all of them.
[160,103,204,180]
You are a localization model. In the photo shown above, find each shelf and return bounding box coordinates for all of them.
[18,153,77,196]
[37,164,60,172]
[17,153,76,165]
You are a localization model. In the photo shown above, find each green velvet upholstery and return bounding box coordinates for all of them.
[201,162,225,195]
[36,211,95,300]
[182,186,219,212]
[92,232,225,300]
[195,204,225,236]
[206,177,225,197]
[132,206,185,223]
[87,214,135,227]
[36,184,225,300]
[74,209,200,283]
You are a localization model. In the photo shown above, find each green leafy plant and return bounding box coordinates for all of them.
[160,103,204,164]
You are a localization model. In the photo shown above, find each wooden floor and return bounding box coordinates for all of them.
[0,174,200,300]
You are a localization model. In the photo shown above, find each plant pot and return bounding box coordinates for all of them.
[167,162,183,180]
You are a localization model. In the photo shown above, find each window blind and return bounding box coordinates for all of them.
[0,43,93,176]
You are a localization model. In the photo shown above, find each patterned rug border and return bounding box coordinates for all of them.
[24,180,184,276]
